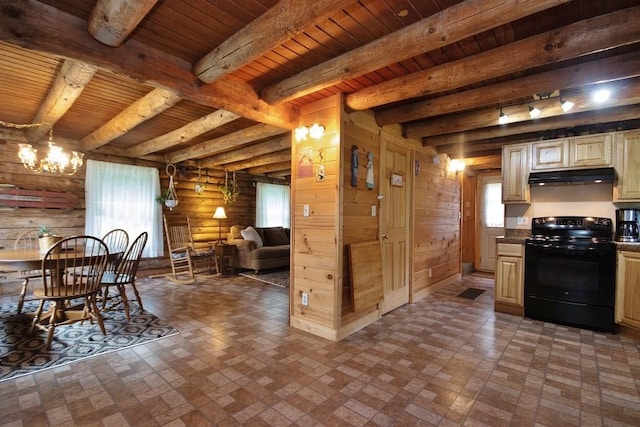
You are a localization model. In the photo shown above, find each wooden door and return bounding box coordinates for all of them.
[379,133,410,315]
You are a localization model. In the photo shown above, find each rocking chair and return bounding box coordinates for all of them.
[163,214,214,284]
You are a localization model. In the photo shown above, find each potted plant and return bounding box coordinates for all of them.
[156,188,178,209]
[220,171,240,204]
[38,226,62,254]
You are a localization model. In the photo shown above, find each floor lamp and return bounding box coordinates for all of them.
[213,206,227,243]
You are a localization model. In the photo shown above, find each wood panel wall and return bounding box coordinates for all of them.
[412,150,462,298]
[290,95,341,338]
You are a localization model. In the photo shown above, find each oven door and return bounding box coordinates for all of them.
[524,242,616,307]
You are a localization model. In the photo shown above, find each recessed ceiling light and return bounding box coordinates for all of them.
[397,9,408,17]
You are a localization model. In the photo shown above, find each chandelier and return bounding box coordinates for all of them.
[18,128,84,175]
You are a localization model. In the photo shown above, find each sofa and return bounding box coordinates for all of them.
[227,225,290,273]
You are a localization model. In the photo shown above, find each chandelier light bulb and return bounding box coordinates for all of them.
[17,128,84,175]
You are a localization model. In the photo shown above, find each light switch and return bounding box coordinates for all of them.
[303,204,310,217]
[371,205,376,216]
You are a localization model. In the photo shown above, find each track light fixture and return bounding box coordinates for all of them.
[498,108,509,124]
[528,105,541,118]
[560,97,574,112]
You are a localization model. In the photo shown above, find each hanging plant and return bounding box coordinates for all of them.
[156,162,179,210]
[220,171,240,204]
[194,165,206,194]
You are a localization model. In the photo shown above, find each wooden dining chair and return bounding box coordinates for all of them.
[163,214,214,284]
[29,235,109,349]
[102,228,129,274]
[100,231,148,321]
[14,229,42,315]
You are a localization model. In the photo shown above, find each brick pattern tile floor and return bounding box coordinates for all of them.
[1,272,639,426]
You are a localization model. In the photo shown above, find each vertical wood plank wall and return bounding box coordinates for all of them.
[290,95,342,340]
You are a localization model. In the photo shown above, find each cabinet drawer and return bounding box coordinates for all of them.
[497,243,523,257]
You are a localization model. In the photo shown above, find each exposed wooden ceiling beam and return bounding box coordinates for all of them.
[378,52,640,127]
[424,104,640,146]
[24,59,97,142]
[260,0,568,105]
[126,110,240,157]
[202,134,290,167]
[82,87,182,150]
[195,0,351,83]
[88,0,158,47]
[0,0,299,130]
[169,124,285,164]
[224,150,291,172]
[408,78,640,139]
[345,7,640,111]
[247,161,292,176]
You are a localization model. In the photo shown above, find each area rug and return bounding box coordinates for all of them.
[457,287,486,300]
[0,300,178,382]
[239,268,289,288]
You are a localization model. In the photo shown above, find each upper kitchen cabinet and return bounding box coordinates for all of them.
[502,143,530,204]
[570,134,612,168]
[614,131,640,202]
[531,134,612,171]
[531,140,569,170]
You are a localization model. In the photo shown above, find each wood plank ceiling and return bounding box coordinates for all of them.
[0,0,639,177]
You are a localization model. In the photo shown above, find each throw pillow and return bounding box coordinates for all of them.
[241,226,263,248]
[262,227,289,246]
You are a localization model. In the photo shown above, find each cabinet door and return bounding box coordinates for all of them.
[495,255,523,306]
[614,131,640,201]
[570,134,612,167]
[502,144,530,203]
[616,251,640,329]
[531,140,569,170]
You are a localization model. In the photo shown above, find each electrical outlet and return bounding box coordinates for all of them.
[428,268,432,278]
[516,216,528,225]
[303,205,310,217]
[301,293,309,306]
[371,205,376,216]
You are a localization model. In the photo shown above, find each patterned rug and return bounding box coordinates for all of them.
[239,268,289,287]
[0,300,178,382]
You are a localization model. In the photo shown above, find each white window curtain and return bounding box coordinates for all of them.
[256,182,290,227]
[85,160,164,257]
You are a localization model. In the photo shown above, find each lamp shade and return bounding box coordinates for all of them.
[213,206,227,219]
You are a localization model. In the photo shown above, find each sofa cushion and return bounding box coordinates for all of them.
[261,226,289,246]
[241,226,263,248]
[250,245,290,260]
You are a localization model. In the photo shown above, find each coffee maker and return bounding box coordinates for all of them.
[615,209,640,242]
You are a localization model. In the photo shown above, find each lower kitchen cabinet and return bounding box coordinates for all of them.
[495,243,524,315]
[616,250,640,329]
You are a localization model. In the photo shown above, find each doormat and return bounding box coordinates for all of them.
[457,288,486,300]
[0,301,178,382]
[239,268,289,288]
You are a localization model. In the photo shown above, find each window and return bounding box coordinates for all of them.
[483,182,504,228]
[85,160,164,257]
[256,182,290,227]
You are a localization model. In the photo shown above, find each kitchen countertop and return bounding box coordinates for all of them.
[616,242,640,252]
[496,236,526,244]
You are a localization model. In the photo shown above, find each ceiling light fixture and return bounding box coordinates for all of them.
[560,97,574,112]
[295,123,325,142]
[592,88,611,103]
[498,108,509,124]
[529,105,541,118]
[448,159,465,173]
[18,128,84,175]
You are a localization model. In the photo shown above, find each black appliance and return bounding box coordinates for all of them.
[524,216,616,332]
[615,208,640,242]
[528,167,615,186]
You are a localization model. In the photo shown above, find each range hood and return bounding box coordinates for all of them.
[528,167,616,186]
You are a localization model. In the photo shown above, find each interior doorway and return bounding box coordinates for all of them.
[477,173,505,272]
